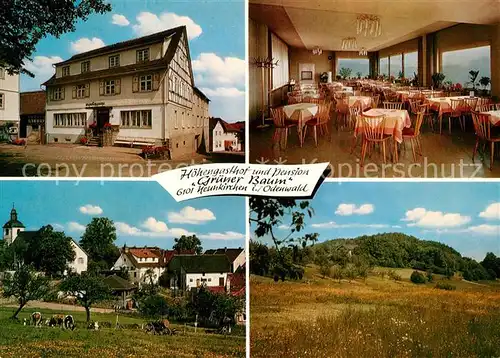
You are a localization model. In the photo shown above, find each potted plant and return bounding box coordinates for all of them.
[479,76,490,95]
[410,72,419,87]
[319,72,328,83]
[356,72,362,79]
[339,67,352,80]
[467,70,480,90]
[431,72,445,88]
[80,137,88,145]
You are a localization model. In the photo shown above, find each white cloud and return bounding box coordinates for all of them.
[335,203,374,216]
[70,37,105,54]
[278,224,290,230]
[115,218,192,237]
[67,222,86,232]
[132,11,202,39]
[192,53,245,89]
[392,225,402,229]
[431,224,500,236]
[479,203,500,220]
[311,222,389,229]
[199,87,244,98]
[199,231,245,240]
[51,223,65,231]
[402,208,470,228]
[111,14,130,26]
[23,55,63,81]
[141,217,169,233]
[79,205,103,215]
[168,207,216,224]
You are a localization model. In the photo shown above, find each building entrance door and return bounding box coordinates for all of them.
[96,108,110,134]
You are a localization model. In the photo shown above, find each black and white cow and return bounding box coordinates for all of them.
[30,312,43,327]
[64,315,75,330]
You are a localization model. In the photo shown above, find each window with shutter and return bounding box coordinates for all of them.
[132,76,139,92]
[115,79,121,94]
[72,86,77,99]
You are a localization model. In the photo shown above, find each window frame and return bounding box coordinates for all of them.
[136,48,150,63]
[81,61,90,73]
[120,110,152,129]
[139,74,153,92]
[62,66,70,77]
[52,87,64,101]
[108,54,120,68]
[105,80,116,95]
[0,93,4,109]
[53,112,87,128]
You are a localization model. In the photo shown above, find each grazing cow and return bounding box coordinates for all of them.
[30,312,42,327]
[87,321,99,330]
[63,315,75,330]
[48,314,64,327]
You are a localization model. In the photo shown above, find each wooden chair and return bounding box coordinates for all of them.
[408,99,422,116]
[402,110,424,161]
[371,94,380,108]
[446,98,465,134]
[348,101,362,130]
[270,107,298,150]
[471,111,500,170]
[476,103,496,112]
[303,102,332,147]
[419,103,434,131]
[335,97,350,130]
[383,101,403,110]
[360,114,394,166]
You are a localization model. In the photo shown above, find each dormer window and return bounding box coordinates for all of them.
[137,48,150,63]
[109,55,120,68]
[62,66,70,77]
[81,61,90,73]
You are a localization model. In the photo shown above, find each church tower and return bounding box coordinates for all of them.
[3,205,25,245]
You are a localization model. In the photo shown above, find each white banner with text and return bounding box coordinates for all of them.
[153,163,330,202]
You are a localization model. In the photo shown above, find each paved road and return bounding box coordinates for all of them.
[1,300,114,313]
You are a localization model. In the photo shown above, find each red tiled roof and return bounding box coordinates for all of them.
[225,121,245,132]
[20,91,46,115]
[163,249,195,265]
[129,248,160,259]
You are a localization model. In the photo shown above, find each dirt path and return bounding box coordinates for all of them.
[1,300,113,313]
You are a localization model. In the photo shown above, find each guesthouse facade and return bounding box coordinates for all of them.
[43,26,210,158]
[0,67,20,136]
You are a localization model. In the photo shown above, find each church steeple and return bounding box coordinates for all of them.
[10,204,18,222]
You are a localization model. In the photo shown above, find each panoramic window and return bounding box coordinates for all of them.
[442,46,491,88]
[390,54,402,78]
[380,57,388,76]
[120,110,152,128]
[54,113,87,127]
[404,51,418,78]
[337,58,369,78]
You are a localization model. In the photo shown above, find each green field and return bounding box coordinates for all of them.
[250,266,500,358]
[0,307,245,358]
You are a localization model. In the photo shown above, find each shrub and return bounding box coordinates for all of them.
[138,294,169,318]
[411,270,427,284]
[435,282,456,291]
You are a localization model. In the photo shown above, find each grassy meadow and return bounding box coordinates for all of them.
[0,307,245,358]
[250,266,500,358]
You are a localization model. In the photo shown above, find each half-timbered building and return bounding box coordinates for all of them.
[42,26,210,158]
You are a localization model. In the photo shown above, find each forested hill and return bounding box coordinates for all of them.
[311,233,466,275]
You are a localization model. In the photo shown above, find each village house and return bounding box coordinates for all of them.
[204,247,245,272]
[0,66,20,138]
[2,206,88,274]
[111,246,194,285]
[42,25,210,158]
[209,117,244,152]
[167,254,232,291]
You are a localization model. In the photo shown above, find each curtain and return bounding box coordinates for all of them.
[271,33,289,90]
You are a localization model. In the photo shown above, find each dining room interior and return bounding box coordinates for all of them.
[248,0,500,177]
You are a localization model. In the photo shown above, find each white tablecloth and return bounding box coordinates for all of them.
[283,103,318,124]
[481,110,500,126]
[349,96,372,110]
[356,108,411,143]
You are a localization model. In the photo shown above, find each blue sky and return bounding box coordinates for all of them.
[0,180,245,250]
[251,182,500,261]
[21,0,245,122]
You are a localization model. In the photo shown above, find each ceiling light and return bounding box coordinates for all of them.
[357,14,382,37]
[312,47,323,55]
[341,37,357,50]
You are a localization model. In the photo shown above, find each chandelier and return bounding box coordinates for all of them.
[341,37,357,50]
[356,14,382,37]
[312,47,322,55]
[359,47,368,56]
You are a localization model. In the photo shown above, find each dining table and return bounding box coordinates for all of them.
[480,110,500,126]
[355,108,412,162]
[348,96,373,111]
[283,103,319,147]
